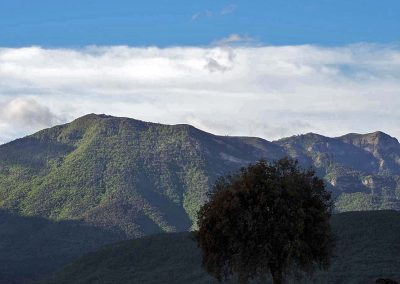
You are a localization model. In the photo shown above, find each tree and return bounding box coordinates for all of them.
[196,158,335,284]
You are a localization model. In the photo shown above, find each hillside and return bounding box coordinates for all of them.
[42,211,400,284]
[0,114,399,239]
[0,114,284,238]
[0,114,400,282]
[0,210,122,284]
[276,132,400,211]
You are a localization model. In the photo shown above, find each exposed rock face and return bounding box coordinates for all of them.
[339,132,400,174]
[275,132,400,211]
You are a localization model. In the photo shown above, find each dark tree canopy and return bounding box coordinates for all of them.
[196,158,335,284]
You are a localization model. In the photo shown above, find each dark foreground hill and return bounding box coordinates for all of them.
[0,210,123,284]
[0,114,400,239]
[42,211,400,284]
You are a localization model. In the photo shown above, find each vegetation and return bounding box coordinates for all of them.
[276,132,400,210]
[0,114,400,282]
[196,159,334,284]
[0,115,398,282]
[0,114,277,237]
[335,192,400,211]
[42,211,400,284]
[0,114,399,237]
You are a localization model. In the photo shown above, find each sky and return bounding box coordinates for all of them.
[0,1,399,143]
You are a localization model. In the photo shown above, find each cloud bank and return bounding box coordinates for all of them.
[0,44,399,144]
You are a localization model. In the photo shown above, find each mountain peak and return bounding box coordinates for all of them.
[275,132,330,145]
[366,131,399,142]
[338,132,400,174]
[72,113,142,123]
[70,113,152,130]
[339,131,399,150]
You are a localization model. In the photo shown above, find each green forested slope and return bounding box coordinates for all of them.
[1,115,400,283]
[42,211,400,284]
[0,114,283,237]
[1,114,400,239]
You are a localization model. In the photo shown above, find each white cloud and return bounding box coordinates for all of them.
[191,10,213,21]
[192,4,237,21]
[0,43,399,144]
[0,97,65,143]
[211,34,258,47]
[221,4,237,15]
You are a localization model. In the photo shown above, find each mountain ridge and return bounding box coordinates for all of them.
[0,113,399,238]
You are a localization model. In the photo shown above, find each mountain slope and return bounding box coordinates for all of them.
[42,211,400,284]
[0,114,283,237]
[275,132,400,211]
[0,210,122,284]
[0,114,400,238]
[1,115,400,283]
[339,131,400,175]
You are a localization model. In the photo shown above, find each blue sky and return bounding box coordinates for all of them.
[0,1,399,143]
[0,0,399,47]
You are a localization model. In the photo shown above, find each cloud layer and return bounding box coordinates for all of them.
[0,44,399,144]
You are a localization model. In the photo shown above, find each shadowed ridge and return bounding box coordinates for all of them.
[42,211,400,284]
[0,209,123,284]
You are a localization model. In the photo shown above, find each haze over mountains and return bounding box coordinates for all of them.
[0,113,399,239]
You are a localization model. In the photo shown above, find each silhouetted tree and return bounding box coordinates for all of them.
[196,158,335,284]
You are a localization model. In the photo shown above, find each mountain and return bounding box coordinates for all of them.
[42,211,400,284]
[1,114,400,283]
[275,132,400,211]
[339,131,400,175]
[0,114,400,239]
[0,114,284,238]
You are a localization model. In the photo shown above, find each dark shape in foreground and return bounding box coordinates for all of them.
[376,279,399,284]
[41,211,400,284]
[196,159,334,284]
[0,210,122,284]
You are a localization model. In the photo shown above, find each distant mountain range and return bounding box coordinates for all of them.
[1,114,399,238]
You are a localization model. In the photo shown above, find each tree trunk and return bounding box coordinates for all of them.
[271,268,283,284]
